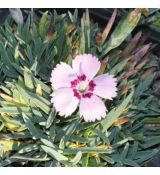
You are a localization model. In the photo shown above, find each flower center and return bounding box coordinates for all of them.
[78,81,88,93]
[71,74,96,99]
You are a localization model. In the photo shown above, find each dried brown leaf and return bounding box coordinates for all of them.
[141,67,156,80]
[123,31,142,56]
[113,117,130,126]
[101,9,117,45]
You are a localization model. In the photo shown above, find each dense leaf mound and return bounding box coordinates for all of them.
[0,9,160,167]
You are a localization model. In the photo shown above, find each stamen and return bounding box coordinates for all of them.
[79,81,88,92]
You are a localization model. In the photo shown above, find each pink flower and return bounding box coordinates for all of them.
[50,54,117,122]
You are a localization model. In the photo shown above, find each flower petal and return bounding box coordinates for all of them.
[50,62,77,90]
[72,54,101,80]
[51,88,79,117]
[80,95,107,122]
[92,73,117,100]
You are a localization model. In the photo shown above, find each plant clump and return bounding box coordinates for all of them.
[0,9,160,167]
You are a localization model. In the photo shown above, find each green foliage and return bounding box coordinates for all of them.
[0,9,159,167]
[101,9,142,57]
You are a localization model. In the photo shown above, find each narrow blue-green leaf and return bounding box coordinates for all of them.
[22,113,44,139]
[9,8,23,25]
[41,145,68,162]
[101,90,134,131]
[70,151,82,165]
